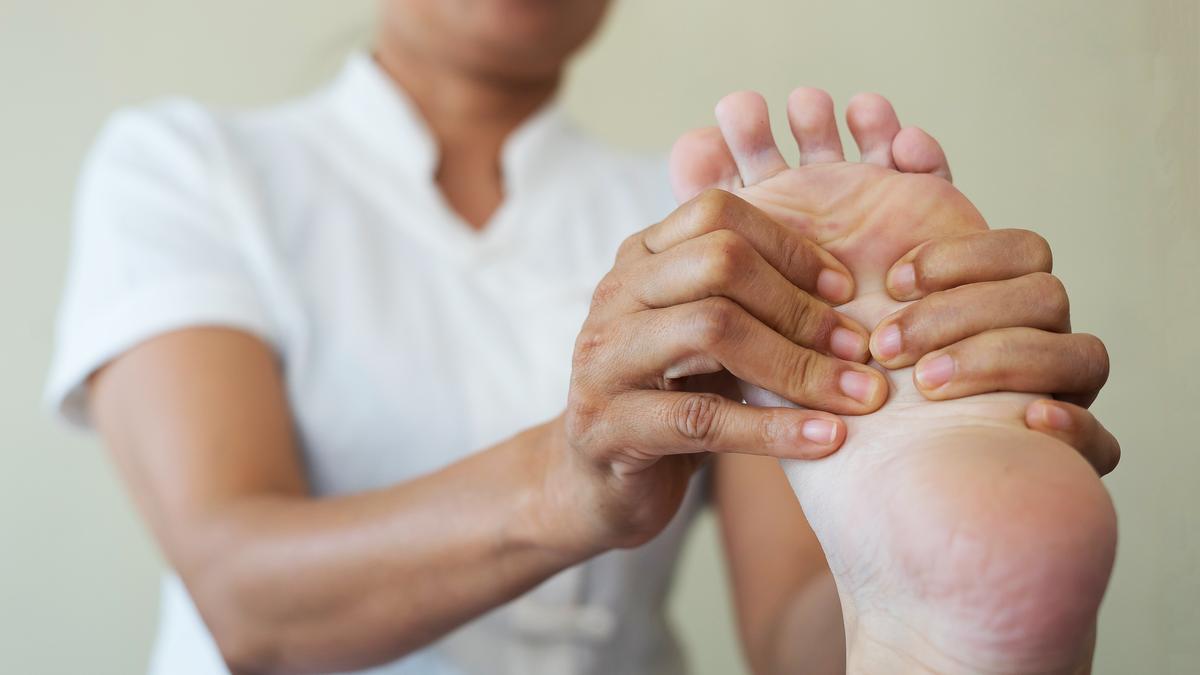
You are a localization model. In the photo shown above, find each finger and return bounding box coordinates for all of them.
[845,92,901,167]
[886,229,1054,301]
[640,189,855,304]
[871,272,1071,368]
[592,298,887,414]
[1025,399,1120,476]
[912,328,1109,406]
[786,87,846,165]
[714,90,790,185]
[625,230,871,361]
[600,390,847,460]
[891,126,952,181]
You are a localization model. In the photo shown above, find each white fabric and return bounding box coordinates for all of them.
[46,53,705,675]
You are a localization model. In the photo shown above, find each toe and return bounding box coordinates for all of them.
[892,126,953,181]
[668,126,742,202]
[714,91,790,185]
[786,87,845,165]
[846,92,902,168]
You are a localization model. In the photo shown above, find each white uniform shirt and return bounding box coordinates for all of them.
[46,53,706,675]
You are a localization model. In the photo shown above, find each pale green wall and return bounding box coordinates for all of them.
[1,1,1196,673]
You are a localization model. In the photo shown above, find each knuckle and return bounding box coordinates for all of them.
[1076,333,1110,386]
[756,409,797,448]
[786,346,824,393]
[691,297,740,349]
[774,235,803,280]
[589,272,624,310]
[918,286,954,317]
[1017,229,1053,272]
[698,230,750,288]
[785,295,833,344]
[1030,272,1070,320]
[616,232,645,260]
[691,188,738,225]
[669,393,725,442]
[897,292,947,343]
[1029,270,1065,294]
[1105,439,1122,474]
[663,190,732,248]
[572,322,611,370]
[564,391,608,447]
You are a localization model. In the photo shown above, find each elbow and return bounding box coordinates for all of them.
[191,562,422,675]
[200,587,289,675]
[173,515,328,675]
[182,559,294,675]
[211,626,284,675]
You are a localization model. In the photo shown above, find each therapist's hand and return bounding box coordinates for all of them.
[869,228,1119,475]
[542,189,887,553]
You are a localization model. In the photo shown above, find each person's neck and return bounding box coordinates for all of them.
[373,43,559,230]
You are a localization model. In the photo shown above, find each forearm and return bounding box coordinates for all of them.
[183,420,593,675]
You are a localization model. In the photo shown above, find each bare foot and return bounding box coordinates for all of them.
[670,90,1116,674]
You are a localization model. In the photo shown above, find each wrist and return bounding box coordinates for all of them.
[510,416,613,564]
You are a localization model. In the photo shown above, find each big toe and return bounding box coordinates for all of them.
[668,126,741,203]
[714,90,789,186]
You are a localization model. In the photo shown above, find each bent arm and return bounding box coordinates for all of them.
[91,327,592,675]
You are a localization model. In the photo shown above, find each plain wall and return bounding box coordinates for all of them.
[1,1,1196,673]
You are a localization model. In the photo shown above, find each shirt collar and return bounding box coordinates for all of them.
[328,51,574,192]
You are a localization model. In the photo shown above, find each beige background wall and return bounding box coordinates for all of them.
[1,1,1196,673]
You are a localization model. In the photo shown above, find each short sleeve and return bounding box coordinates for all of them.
[44,101,277,429]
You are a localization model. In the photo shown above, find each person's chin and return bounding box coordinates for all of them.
[477,0,607,56]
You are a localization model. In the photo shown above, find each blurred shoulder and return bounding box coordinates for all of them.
[86,89,332,180]
[86,99,224,179]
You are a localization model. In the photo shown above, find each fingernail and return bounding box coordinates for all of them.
[890,263,916,297]
[831,327,866,361]
[915,354,955,390]
[817,269,853,303]
[874,323,903,361]
[1038,403,1073,431]
[839,370,881,404]
[802,419,839,445]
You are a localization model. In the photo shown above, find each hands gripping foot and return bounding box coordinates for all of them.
[670,90,1116,674]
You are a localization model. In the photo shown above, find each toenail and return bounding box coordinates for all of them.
[915,354,955,390]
